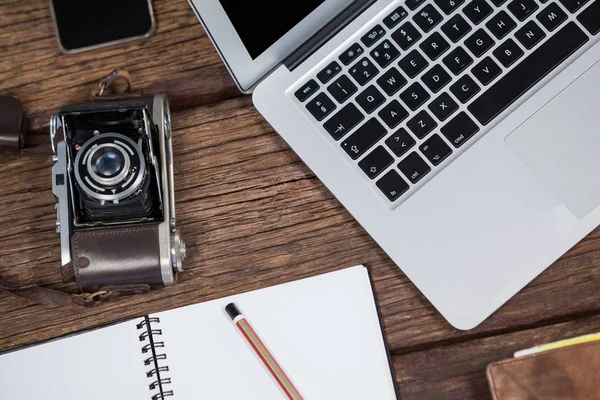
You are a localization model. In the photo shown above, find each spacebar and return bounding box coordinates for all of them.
[468,22,589,126]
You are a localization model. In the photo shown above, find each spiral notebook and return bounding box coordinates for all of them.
[0,264,399,399]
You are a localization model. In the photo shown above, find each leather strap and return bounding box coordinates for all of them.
[0,274,150,307]
[0,95,24,152]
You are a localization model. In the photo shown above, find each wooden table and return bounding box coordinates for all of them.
[1,1,599,398]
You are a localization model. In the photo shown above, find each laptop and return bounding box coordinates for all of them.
[187,0,600,330]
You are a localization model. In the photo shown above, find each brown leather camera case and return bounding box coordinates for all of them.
[70,225,165,292]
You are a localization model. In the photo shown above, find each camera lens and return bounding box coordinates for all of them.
[92,147,123,177]
[74,133,145,203]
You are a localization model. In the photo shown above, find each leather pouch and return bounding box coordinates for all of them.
[486,339,600,400]
[0,95,24,152]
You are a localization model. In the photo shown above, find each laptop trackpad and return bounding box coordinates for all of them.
[506,61,600,219]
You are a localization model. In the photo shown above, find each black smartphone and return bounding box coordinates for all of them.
[50,0,155,53]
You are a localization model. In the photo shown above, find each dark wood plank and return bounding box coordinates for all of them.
[393,314,600,400]
[1,97,600,357]
[0,0,240,133]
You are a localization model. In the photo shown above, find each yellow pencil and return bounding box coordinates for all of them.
[225,302,304,400]
[514,332,600,357]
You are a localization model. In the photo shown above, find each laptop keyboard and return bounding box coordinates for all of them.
[292,0,600,206]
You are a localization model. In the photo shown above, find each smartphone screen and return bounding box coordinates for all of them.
[51,0,154,53]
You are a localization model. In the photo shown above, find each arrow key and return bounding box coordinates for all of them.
[385,128,416,157]
[358,146,394,179]
[419,134,453,166]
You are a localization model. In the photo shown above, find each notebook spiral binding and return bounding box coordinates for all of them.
[137,316,174,400]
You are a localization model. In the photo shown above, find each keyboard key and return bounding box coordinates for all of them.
[327,75,358,103]
[295,79,319,102]
[421,64,452,93]
[420,32,451,60]
[376,67,408,96]
[463,0,494,24]
[536,3,567,31]
[493,39,524,67]
[405,0,427,10]
[317,61,342,84]
[359,146,394,179]
[441,112,480,147]
[378,100,409,128]
[450,75,481,103]
[306,92,336,121]
[413,4,443,32]
[323,103,364,140]
[443,46,474,75]
[491,0,508,5]
[341,118,387,159]
[383,6,409,28]
[441,15,472,43]
[407,110,438,138]
[486,11,517,39]
[386,128,416,156]
[577,0,600,34]
[356,85,386,114]
[349,57,379,86]
[399,50,429,78]
[428,92,459,121]
[361,24,386,47]
[339,43,364,65]
[468,22,588,125]
[420,134,453,165]
[376,170,409,201]
[370,39,401,68]
[471,56,503,85]
[559,0,590,12]
[515,20,546,49]
[400,82,431,110]
[391,22,422,50]
[398,152,431,183]
[508,0,539,20]
[435,0,465,15]
[465,29,496,57]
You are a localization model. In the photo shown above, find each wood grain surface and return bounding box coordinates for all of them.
[1,1,600,399]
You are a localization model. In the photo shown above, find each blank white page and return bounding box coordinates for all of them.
[0,318,149,400]
[157,264,398,399]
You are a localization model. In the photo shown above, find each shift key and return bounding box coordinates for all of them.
[341,118,387,159]
[578,0,600,35]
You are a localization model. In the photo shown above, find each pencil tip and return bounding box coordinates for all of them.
[225,302,241,320]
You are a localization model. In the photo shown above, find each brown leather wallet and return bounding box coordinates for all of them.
[486,339,600,400]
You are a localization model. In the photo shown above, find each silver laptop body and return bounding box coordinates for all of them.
[191,0,600,329]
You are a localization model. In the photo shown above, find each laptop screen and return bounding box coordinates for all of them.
[218,0,326,60]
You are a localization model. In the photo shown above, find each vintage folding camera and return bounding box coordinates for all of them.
[50,95,186,292]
